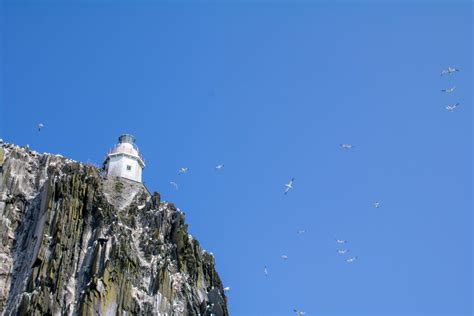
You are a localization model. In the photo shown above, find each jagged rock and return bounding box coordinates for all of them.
[0,143,228,315]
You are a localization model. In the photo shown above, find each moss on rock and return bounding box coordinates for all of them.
[0,143,228,315]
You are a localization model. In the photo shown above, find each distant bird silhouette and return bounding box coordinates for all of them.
[340,143,353,150]
[223,287,230,292]
[178,167,189,175]
[297,229,306,234]
[215,164,224,171]
[374,201,381,208]
[446,103,460,112]
[293,309,306,316]
[441,87,456,93]
[37,123,44,132]
[441,66,459,75]
[284,178,294,195]
[338,249,349,254]
[336,239,347,244]
[346,256,358,263]
[170,182,178,190]
[264,266,268,276]
[281,255,288,260]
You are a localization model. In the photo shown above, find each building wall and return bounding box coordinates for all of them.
[106,155,142,182]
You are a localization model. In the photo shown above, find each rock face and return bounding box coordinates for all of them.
[0,142,228,315]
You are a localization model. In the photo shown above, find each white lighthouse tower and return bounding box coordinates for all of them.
[104,134,145,183]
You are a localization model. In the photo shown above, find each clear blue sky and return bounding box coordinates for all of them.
[1,1,472,315]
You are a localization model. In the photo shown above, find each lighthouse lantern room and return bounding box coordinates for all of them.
[104,134,145,183]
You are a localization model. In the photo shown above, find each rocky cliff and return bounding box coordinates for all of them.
[0,141,228,315]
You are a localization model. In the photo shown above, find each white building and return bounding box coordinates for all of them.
[104,134,145,183]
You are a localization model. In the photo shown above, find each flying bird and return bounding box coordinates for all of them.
[264,266,268,276]
[346,256,358,263]
[281,255,288,260]
[37,123,44,132]
[374,201,381,208]
[297,229,306,234]
[284,178,294,195]
[446,103,460,112]
[223,287,230,292]
[293,309,306,316]
[340,143,353,150]
[178,167,189,175]
[170,182,178,190]
[338,249,349,254]
[441,66,459,75]
[215,164,224,171]
[336,239,347,244]
[441,87,456,93]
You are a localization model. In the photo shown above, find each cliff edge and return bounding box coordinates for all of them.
[0,141,228,315]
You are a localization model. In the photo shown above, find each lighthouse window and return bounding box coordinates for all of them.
[126,165,132,171]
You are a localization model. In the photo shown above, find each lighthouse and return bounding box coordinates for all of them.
[104,134,145,183]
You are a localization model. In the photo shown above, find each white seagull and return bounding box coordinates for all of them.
[284,178,295,195]
[441,66,459,75]
[178,167,189,175]
[215,164,224,171]
[446,103,460,112]
[441,87,456,93]
[297,229,306,234]
[340,143,353,150]
[170,182,178,190]
[38,123,44,132]
[264,266,268,276]
[374,201,381,208]
[338,249,349,254]
[293,309,306,316]
[336,239,347,244]
[281,255,289,260]
[346,256,358,263]
[223,287,230,292]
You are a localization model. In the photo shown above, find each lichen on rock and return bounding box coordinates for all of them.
[0,142,228,315]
